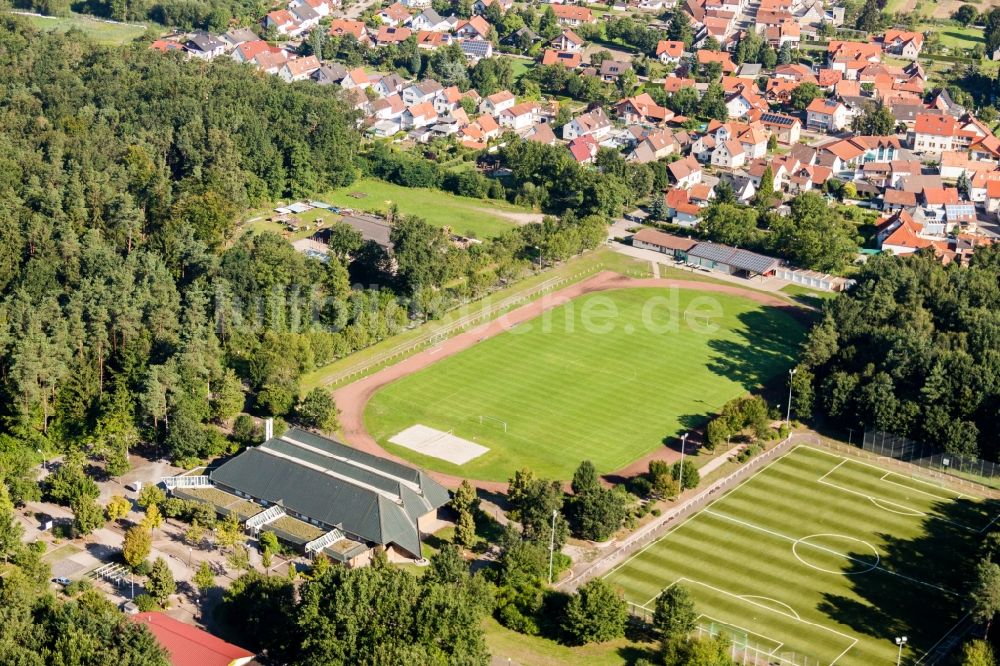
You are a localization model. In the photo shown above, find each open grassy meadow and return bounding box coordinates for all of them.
[321,178,541,239]
[605,445,996,665]
[365,287,805,481]
[13,11,148,45]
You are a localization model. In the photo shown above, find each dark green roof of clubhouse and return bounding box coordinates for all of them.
[210,428,449,557]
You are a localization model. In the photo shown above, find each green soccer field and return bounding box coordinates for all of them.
[365,288,805,481]
[605,445,998,665]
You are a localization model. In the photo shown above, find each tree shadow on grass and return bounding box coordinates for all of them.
[817,497,999,654]
[706,308,804,391]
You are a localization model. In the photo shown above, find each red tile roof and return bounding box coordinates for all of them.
[131,613,254,666]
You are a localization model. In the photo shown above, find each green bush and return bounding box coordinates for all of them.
[134,594,157,612]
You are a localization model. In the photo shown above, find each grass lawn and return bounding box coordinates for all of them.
[510,58,535,81]
[320,178,539,239]
[605,445,995,665]
[14,11,148,45]
[779,284,838,310]
[922,24,985,50]
[483,617,656,666]
[366,287,805,481]
[301,248,654,392]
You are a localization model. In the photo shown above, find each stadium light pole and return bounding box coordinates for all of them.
[548,509,558,584]
[678,433,689,493]
[786,368,797,426]
[895,636,907,666]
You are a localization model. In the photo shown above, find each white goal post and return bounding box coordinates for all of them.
[479,415,508,432]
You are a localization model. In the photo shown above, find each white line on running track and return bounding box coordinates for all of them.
[704,509,958,596]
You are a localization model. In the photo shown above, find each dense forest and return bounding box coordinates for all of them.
[0,15,604,494]
[795,248,1000,460]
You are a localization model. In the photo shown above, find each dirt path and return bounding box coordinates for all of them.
[478,208,547,225]
[334,271,798,493]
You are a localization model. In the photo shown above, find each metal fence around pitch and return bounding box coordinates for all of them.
[625,604,821,666]
[862,430,1000,491]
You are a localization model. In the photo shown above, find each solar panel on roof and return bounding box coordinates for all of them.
[760,112,793,126]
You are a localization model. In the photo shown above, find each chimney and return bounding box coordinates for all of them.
[264,417,274,442]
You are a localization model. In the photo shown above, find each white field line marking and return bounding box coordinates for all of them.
[818,458,1000,533]
[604,443,806,580]
[738,595,801,620]
[880,471,960,501]
[705,509,958,596]
[868,497,925,517]
[696,613,784,655]
[660,577,858,666]
[915,610,971,664]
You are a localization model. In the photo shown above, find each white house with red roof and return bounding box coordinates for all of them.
[806,98,848,131]
[911,114,959,153]
[498,102,539,129]
[879,30,923,59]
[656,40,685,64]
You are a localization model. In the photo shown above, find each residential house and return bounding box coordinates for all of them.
[563,107,612,140]
[751,110,801,144]
[568,136,600,163]
[473,0,512,12]
[244,41,279,68]
[372,73,407,96]
[342,67,372,90]
[378,2,411,25]
[375,26,412,46]
[482,91,516,116]
[551,4,596,26]
[184,32,227,59]
[455,15,491,39]
[150,39,184,53]
[541,50,582,68]
[696,49,737,74]
[254,50,290,74]
[627,128,677,163]
[656,40,685,65]
[524,122,557,145]
[712,139,747,169]
[278,56,321,82]
[409,8,448,30]
[499,102,540,129]
[329,18,369,43]
[461,39,494,61]
[806,98,848,131]
[724,84,766,119]
[599,60,631,83]
[615,93,671,125]
[880,29,923,59]
[434,86,464,115]
[263,9,297,35]
[551,29,584,52]
[911,114,959,153]
[402,80,443,105]
[668,155,704,188]
[221,27,257,48]
[402,102,438,129]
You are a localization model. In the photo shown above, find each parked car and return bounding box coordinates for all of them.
[53,577,72,586]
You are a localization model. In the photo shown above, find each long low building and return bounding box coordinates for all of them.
[630,229,781,280]
[169,428,449,564]
[686,242,780,279]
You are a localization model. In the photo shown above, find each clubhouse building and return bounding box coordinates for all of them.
[165,428,449,566]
